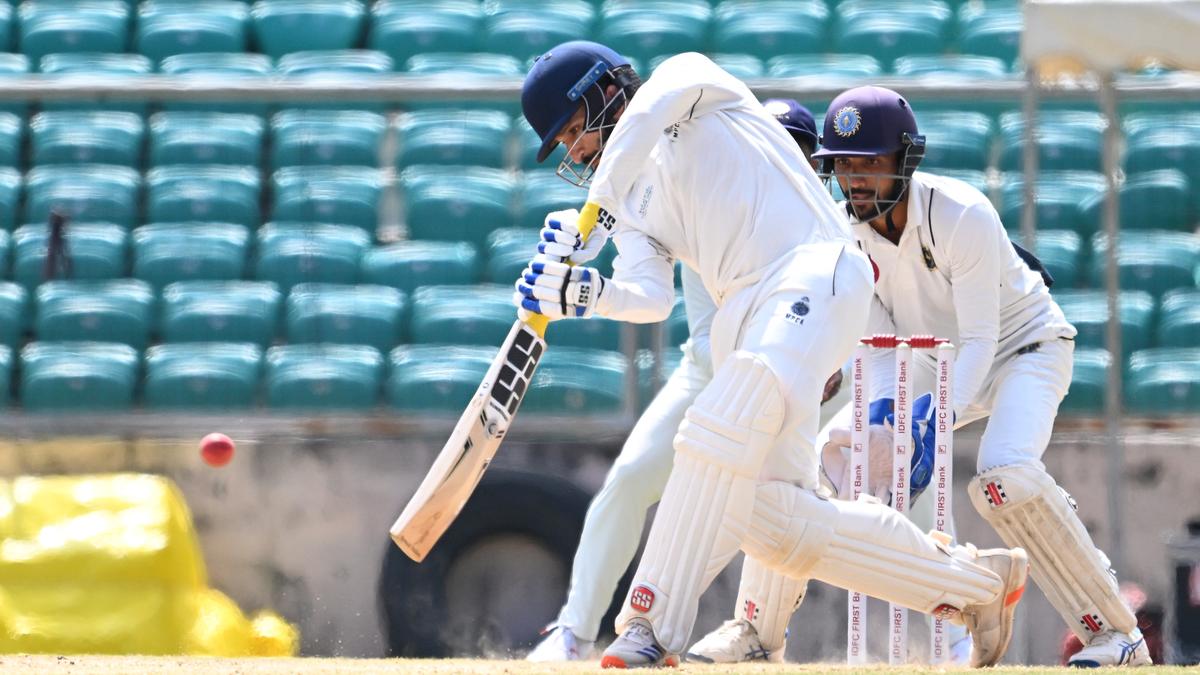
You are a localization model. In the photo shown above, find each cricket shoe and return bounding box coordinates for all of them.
[960,546,1029,667]
[526,625,593,662]
[1068,628,1152,667]
[685,619,780,663]
[600,618,679,669]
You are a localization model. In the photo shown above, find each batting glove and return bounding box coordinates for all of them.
[513,256,607,320]
[538,208,610,265]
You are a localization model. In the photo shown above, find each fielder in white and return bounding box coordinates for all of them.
[527,99,831,663]
[692,85,1150,668]
[516,42,1029,669]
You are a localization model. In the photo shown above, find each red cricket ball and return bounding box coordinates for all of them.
[200,433,235,467]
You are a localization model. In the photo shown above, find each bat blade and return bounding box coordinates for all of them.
[389,320,545,561]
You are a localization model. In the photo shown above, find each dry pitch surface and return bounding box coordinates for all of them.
[2,656,1194,675]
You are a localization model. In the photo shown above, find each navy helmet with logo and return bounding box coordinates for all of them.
[521,40,640,186]
[763,98,819,155]
[812,86,926,221]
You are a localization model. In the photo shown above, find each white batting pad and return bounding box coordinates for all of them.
[736,555,807,652]
[745,484,1003,615]
[616,351,785,654]
[968,464,1136,640]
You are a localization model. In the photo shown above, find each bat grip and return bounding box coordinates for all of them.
[525,202,602,339]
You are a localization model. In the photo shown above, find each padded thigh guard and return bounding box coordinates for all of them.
[968,464,1136,640]
[616,351,785,654]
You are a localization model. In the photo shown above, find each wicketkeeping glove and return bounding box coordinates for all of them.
[514,256,607,319]
[537,208,610,265]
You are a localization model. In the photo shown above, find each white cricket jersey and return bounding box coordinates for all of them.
[855,171,1076,414]
[679,265,716,372]
[587,52,853,323]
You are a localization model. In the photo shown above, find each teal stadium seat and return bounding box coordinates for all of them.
[1082,169,1193,232]
[915,111,993,171]
[150,113,265,166]
[160,280,281,347]
[20,341,139,411]
[38,53,152,115]
[19,0,130,63]
[409,284,514,346]
[272,167,383,232]
[254,222,370,292]
[1032,230,1082,289]
[30,112,145,167]
[271,110,385,168]
[368,0,483,67]
[833,0,951,71]
[147,165,261,228]
[265,344,384,410]
[158,52,273,115]
[599,1,711,65]
[1126,348,1200,414]
[12,222,128,289]
[286,283,407,353]
[516,170,584,229]
[998,171,1105,234]
[23,165,141,227]
[361,241,478,293]
[999,111,1106,173]
[1054,290,1156,359]
[711,0,828,59]
[402,166,517,248]
[276,49,393,76]
[0,281,27,348]
[482,9,591,62]
[958,1,1022,68]
[0,4,12,53]
[387,344,492,412]
[649,52,763,79]
[0,168,19,229]
[0,113,23,167]
[485,227,539,284]
[396,109,511,169]
[522,347,626,414]
[1159,290,1200,349]
[1124,114,1200,209]
[892,55,1008,79]
[251,0,367,59]
[1059,347,1108,414]
[35,279,154,350]
[0,54,31,115]
[136,0,249,62]
[934,169,989,195]
[667,293,689,346]
[515,115,568,170]
[1088,231,1200,298]
[404,52,524,110]
[766,53,882,78]
[550,316,623,351]
[132,222,250,288]
[143,342,262,410]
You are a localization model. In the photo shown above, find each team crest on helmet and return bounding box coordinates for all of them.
[834,106,862,137]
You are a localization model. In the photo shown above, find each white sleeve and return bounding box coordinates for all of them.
[586,52,753,210]
[680,265,715,371]
[594,225,675,323]
[947,203,1003,415]
[867,294,898,401]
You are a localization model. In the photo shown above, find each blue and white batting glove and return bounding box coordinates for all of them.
[513,256,606,320]
[538,209,610,265]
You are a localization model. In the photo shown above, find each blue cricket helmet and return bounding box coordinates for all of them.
[521,40,631,164]
[812,85,923,161]
[763,98,819,149]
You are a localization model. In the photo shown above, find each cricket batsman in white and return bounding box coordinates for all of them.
[515,41,1030,669]
[695,85,1150,668]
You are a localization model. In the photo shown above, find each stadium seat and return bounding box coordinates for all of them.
[270,110,386,168]
[1159,289,1200,350]
[143,342,262,410]
[150,113,265,166]
[1123,122,1200,204]
[711,0,828,59]
[276,49,393,76]
[20,341,139,411]
[35,279,155,350]
[368,0,483,66]
[647,52,763,79]
[833,1,952,70]
[892,55,1009,79]
[550,316,624,351]
[0,281,27,348]
[160,280,281,347]
[667,293,689,346]
[522,346,627,414]
[23,165,141,228]
[914,110,993,171]
[254,222,371,292]
[38,53,152,115]
[395,109,511,169]
[484,227,539,284]
[265,344,384,410]
[0,113,22,167]
[482,10,591,62]
[146,165,261,228]
[250,0,367,59]
[0,168,19,229]
[361,240,479,294]
[12,222,128,289]
[0,54,31,115]
[158,52,272,114]
[766,53,882,78]
[19,0,130,63]
[515,115,568,170]
[387,344,492,412]
[0,4,12,53]
[286,283,407,353]
[131,222,250,288]
[136,0,250,63]
[999,111,1106,172]
[957,2,1022,67]
[271,167,383,232]
[1032,230,1082,289]
[403,53,525,111]
[402,166,517,249]
[997,171,1106,234]
[1088,231,1200,298]
[1126,348,1200,414]
[1059,347,1108,414]
[1053,289,1156,359]
[29,112,145,167]
[409,284,514,346]
[516,170,585,229]
[935,169,989,195]
[598,1,712,65]
[1083,169,1193,232]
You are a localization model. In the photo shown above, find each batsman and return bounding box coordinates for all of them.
[516,41,1029,668]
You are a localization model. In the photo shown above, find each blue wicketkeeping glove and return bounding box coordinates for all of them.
[868,393,938,502]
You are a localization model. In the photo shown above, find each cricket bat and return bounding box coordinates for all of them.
[389,205,599,562]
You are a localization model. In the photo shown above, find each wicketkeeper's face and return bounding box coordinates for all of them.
[833,153,900,222]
